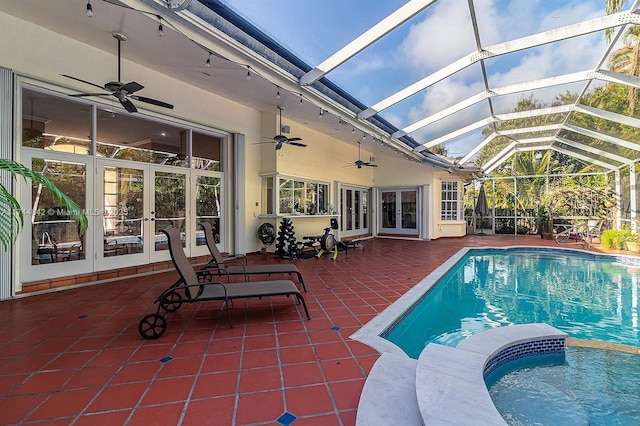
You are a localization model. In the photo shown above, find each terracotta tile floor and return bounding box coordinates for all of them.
[0,235,604,425]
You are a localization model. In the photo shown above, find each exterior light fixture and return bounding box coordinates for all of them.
[246,66,251,80]
[86,1,94,17]
[157,16,164,36]
[205,53,211,68]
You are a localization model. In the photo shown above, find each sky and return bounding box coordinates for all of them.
[220,0,616,159]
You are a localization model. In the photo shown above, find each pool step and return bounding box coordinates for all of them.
[355,353,422,426]
[355,324,567,425]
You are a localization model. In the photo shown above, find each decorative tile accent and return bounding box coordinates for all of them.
[483,338,565,379]
[159,356,173,363]
[276,411,297,425]
[78,315,88,319]
[331,326,340,331]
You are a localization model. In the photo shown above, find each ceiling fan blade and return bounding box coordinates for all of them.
[69,92,110,97]
[365,163,378,167]
[287,137,302,142]
[120,98,138,113]
[120,81,144,94]
[61,74,105,91]
[131,95,174,109]
[288,142,307,147]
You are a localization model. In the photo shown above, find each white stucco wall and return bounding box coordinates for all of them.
[0,9,466,288]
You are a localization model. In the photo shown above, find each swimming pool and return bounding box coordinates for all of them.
[350,246,640,425]
[489,346,640,425]
[381,248,640,359]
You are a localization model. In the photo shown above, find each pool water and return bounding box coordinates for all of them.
[383,248,640,359]
[489,346,640,425]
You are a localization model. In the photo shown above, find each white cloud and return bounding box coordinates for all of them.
[397,0,606,156]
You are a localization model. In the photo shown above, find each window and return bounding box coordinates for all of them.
[441,181,460,221]
[262,176,329,215]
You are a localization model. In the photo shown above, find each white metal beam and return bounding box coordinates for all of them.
[496,104,575,122]
[359,12,640,118]
[300,0,437,86]
[576,104,640,129]
[595,69,640,89]
[563,124,640,153]
[394,72,589,138]
[416,117,498,151]
[460,133,498,163]
[458,108,573,164]
[555,136,629,164]
[482,141,517,172]
[551,145,618,170]
[515,144,553,152]
[484,148,516,174]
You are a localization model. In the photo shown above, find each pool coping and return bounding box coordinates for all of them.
[416,323,567,425]
[349,245,640,356]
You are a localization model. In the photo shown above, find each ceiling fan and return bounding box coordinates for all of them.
[260,106,306,150]
[62,33,174,114]
[352,140,377,168]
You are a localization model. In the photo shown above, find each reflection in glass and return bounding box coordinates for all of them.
[346,189,353,230]
[294,181,305,214]
[279,179,293,214]
[192,132,222,171]
[402,191,417,229]
[363,191,368,229]
[31,159,86,264]
[22,88,91,154]
[102,166,144,257]
[196,175,221,246]
[382,191,396,228]
[97,109,187,166]
[154,172,186,250]
[355,190,361,229]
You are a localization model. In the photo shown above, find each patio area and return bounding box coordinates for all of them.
[0,235,605,425]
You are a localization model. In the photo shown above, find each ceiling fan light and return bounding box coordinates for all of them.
[86,1,94,17]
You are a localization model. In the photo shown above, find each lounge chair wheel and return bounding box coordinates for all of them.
[138,314,167,339]
[160,292,183,312]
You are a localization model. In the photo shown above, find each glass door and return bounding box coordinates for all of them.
[96,160,188,269]
[341,186,370,238]
[191,172,223,257]
[380,189,419,235]
[150,169,188,263]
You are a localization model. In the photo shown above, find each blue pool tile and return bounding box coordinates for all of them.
[277,412,297,425]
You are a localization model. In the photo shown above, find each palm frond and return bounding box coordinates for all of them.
[0,159,88,251]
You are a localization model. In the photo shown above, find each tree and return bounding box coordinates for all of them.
[605,0,626,42]
[608,25,640,114]
[0,159,88,251]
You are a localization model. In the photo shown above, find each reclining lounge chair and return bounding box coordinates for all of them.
[138,227,310,339]
[199,222,307,292]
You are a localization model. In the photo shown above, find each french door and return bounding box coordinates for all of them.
[379,188,419,235]
[340,186,370,238]
[96,159,187,270]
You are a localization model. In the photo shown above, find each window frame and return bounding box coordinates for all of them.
[261,174,331,216]
[440,180,461,221]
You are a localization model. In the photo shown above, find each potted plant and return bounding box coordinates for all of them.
[537,205,553,239]
[626,219,640,252]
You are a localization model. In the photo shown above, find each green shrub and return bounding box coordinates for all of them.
[601,229,633,250]
[600,229,617,249]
